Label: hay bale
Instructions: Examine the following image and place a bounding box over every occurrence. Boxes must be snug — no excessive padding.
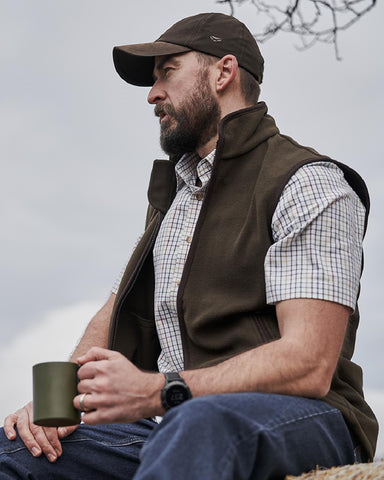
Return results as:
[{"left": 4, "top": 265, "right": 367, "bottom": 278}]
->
[{"left": 285, "top": 460, "right": 384, "bottom": 479}]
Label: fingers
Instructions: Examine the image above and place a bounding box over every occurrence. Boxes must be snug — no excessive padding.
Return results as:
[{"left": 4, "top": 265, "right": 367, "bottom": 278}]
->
[
  {"left": 28, "top": 423, "right": 62, "bottom": 462},
  {"left": 3, "top": 402, "right": 63, "bottom": 463},
  {"left": 77, "top": 346, "right": 114, "bottom": 365},
  {"left": 77, "top": 349, "right": 119, "bottom": 383},
  {"left": 81, "top": 408, "right": 105, "bottom": 425},
  {"left": 73, "top": 392, "right": 95, "bottom": 413},
  {"left": 57, "top": 424, "right": 79, "bottom": 439},
  {"left": 3, "top": 413, "right": 18, "bottom": 440}
]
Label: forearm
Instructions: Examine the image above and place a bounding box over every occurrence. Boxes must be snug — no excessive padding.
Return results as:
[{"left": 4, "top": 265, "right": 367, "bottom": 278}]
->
[
  {"left": 182, "top": 299, "right": 349, "bottom": 402},
  {"left": 69, "top": 293, "right": 116, "bottom": 361},
  {"left": 182, "top": 338, "right": 327, "bottom": 401},
  {"left": 137, "top": 300, "right": 349, "bottom": 419},
  {"left": 108, "top": 335, "right": 329, "bottom": 422},
  {"left": 74, "top": 299, "right": 348, "bottom": 424}
]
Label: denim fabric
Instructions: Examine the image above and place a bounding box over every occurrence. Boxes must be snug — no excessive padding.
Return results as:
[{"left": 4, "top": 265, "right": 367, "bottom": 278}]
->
[
  {"left": 0, "top": 420, "right": 154, "bottom": 479},
  {"left": 0, "top": 393, "right": 362, "bottom": 479},
  {"left": 136, "top": 393, "right": 359, "bottom": 480}
]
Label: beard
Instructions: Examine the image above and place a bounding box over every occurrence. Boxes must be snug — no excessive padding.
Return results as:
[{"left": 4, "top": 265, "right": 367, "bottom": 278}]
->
[{"left": 155, "top": 69, "right": 221, "bottom": 157}]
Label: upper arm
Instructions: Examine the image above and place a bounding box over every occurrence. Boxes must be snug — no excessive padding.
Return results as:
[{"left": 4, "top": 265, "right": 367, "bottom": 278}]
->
[
  {"left": 70, "top": 294, "right": 116, "bottom": 361},
  {"left": 264, "top": 163, "right": 364, "bottom": 397},
  {"left": 102, "top": 293, "right": 116, "bottom": 319},
  {"left": 92, "top": 293, "right": 116, "bottom": 333},
  {"left": 265, "top": 162, "right": 366, "bottom": 310}
]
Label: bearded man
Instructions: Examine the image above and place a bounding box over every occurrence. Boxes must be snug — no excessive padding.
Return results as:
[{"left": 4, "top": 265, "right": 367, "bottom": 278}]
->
[{"left": 0, "top": 12, "right": 377, "bottom": 480}]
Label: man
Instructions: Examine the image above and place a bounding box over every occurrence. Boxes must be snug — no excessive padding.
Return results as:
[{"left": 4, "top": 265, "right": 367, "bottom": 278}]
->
[{"left": 0, "top": 12, "right": 378, "bottom": 480}]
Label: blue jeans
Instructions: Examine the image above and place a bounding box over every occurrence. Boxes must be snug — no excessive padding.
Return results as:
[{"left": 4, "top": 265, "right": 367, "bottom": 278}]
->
[{"left": 0, "top": 393, "right": 363, "bottom": 479}]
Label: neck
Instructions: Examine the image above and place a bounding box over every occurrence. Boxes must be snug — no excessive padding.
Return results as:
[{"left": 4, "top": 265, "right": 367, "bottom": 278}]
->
[
  {"left": 197, "top": 135, "right": 218, "bottom": 158},
  {"left": 196, "top": 99, "right": 252, "bottom": 158}
]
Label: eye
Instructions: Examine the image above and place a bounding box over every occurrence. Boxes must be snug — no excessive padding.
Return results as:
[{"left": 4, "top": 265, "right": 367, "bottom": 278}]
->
[{"left": 163, "top": 67, "right": 173, "bottom": 77}]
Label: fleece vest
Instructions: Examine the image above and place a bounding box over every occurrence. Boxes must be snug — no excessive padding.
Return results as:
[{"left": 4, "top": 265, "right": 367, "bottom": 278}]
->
[{"left": 108, "top": 102, "right": 377, "bottom": 459}]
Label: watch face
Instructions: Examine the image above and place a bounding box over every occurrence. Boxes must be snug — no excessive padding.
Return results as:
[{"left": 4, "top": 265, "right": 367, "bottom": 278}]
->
[{"left": 166, "top": 383, "right": 189, "bottom": 406}]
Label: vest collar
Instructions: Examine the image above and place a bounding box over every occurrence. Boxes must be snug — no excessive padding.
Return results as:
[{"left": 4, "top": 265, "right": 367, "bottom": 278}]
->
[
  {"left": 147, "top": 102, "right": 278, "bottom": 212},
  {"left": 217, "top": 102, "right": 279, "bottom": 160}
]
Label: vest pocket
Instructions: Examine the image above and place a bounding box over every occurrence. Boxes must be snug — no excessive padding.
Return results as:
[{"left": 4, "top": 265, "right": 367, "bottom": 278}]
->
[{"left": 131, "top": 311, "right": 160, "bottom": 371}]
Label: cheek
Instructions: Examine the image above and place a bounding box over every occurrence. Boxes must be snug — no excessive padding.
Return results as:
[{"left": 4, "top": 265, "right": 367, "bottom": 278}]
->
[{"left": 169, "top": 77, "right": 196, "bottom": 104}]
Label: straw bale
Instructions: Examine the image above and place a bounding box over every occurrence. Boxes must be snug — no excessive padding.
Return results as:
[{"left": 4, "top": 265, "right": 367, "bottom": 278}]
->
[{"left": 285, "top": 460, "right": 384, "bottom": 479}]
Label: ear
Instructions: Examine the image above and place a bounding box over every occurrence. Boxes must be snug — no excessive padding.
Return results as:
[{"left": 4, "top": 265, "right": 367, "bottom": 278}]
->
[{"left": 215, "top": 55, "right": 239, "bottom": 93}]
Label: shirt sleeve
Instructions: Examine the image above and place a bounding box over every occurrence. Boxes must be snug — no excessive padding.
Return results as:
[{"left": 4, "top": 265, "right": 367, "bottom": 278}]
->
[{"left": 264, "top": 161, "right": 366, "bottom": 311}]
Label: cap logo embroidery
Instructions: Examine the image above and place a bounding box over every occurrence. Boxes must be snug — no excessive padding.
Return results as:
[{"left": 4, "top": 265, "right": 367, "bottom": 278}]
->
[{"left": 209, "top": 35, "right": 222, "bottom": 42}]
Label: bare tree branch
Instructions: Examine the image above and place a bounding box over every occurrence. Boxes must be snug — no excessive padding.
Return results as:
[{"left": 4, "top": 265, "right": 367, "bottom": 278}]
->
[
  {"left": 217, "top": 0, "right": 235, "bottom": 15},
  {"left": 216, "top": 0, "right": 376, "bottom": 59}
]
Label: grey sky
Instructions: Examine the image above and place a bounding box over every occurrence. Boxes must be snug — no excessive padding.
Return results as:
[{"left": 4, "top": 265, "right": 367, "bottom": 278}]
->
[{"left": 1, "top": 0, "right": 383, "bottom": 412}]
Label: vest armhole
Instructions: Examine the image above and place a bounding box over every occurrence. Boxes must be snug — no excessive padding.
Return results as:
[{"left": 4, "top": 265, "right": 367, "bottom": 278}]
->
[{"left": 266, "top": 157, "right": 370, "bottom": 241}]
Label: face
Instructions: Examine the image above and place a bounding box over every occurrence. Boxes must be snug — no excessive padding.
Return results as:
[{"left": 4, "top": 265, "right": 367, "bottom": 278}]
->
[{"left": 148, "top": 52, "right": 221, "bottom": 156}]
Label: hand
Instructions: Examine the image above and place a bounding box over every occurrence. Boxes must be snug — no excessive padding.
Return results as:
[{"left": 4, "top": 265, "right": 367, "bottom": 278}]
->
[
  {"left": 74, "top": 347, "right": 164, "bottom": 425},
  {"left": 3, "top": 401, "right": 78, "bottom": 463}
]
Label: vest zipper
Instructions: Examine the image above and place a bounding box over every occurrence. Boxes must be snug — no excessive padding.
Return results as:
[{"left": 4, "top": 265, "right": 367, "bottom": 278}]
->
[{"left": 176, "top": 134, "right": 227, "bottom": 369}]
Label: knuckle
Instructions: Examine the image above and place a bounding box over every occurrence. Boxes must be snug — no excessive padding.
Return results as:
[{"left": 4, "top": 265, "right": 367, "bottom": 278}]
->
[
  {"left": 95, "top": 377, "right": 106, "bottom": 389},
  {"left": 96, "top": 394, "right": 108, "bottom": 409},
  {"left": 29, "top": 423, "right": 40, "bottom": 435},
  {"left": 76, "top": 383, "right": 84, "bottom": 393},
  {"left": 34, "top": 432, "right": 54, "bottom": 453},
  {"left": 15, "top": 407, "right": 28, "bottom": 420},
  {"left": 89, "top": 346, "right": 100, "bottom": 356},
  {"left": 21, "top": 433, "right": 38, "bottom": 450},
  {"left": 98, "top": 411, "right": 109, "bottom": 423},
  {"left": 95, "top": 363, "right": 105, "bottom": 375},
  {"left": 3, "top": 413, "right": 16, "bottom": 426}
]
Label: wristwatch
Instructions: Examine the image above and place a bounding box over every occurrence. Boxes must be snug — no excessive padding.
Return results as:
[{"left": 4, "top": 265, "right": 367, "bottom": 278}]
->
[{"left": 161, "top": 372, "right": 192, "bottom": 410}]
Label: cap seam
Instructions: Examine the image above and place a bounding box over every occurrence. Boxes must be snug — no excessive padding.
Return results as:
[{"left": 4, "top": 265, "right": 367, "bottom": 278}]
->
[{"left": 189, "top": 14, "right": 209, "bottom": 47}]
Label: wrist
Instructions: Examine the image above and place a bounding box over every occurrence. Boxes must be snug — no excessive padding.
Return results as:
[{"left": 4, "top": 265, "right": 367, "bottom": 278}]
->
[
  {"left": 142, "top": 372, "right": 167, "bottom": 417},
  {"left": 161, "top": 372, "right": 192, "bottom": 410}
]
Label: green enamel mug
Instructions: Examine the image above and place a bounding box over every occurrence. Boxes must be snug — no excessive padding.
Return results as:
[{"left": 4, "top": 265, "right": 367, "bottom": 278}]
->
[{"left": 33, "top": 361, "right": 81, "bottom": 427}]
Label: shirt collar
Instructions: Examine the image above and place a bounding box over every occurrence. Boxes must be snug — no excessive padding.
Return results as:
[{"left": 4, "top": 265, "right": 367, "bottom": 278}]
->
[{"left": 175, "top": 149, "right": 216, "bottom": 192}]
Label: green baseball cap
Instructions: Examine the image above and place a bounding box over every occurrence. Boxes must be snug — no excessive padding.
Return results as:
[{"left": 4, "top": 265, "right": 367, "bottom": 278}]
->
[{"left": 113, "top": 12, "right": 264, "bottom": 86}]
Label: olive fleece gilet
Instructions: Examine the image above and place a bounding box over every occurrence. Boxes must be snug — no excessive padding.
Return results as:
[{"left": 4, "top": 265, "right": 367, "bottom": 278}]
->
[{"left": 108, "top": 102, "right": 378, "bottom": 459}]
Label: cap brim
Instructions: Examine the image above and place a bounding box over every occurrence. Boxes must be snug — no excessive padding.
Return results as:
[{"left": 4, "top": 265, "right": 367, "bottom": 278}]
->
[{"left": 113, "top": 41, "right": 191, "bottom": 87}]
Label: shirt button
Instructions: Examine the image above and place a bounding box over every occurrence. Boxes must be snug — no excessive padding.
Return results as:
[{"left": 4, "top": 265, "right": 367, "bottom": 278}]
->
[
  {"left": 195, "top": 193, "right": 203, "bottom": 201},
  {"left": 186, "top": 236, "right": 192, "bottom": 243}
]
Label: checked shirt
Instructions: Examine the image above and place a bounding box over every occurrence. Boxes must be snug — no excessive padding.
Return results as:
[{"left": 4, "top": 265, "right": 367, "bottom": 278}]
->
[{"left": 112, "top": 150, "right": 366, "bottom": 374}]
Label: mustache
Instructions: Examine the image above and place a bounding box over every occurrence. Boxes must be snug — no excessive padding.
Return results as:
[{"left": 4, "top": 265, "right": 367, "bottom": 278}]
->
[{"left": 154, "top": 103, "right": 175, "bottom": 118}]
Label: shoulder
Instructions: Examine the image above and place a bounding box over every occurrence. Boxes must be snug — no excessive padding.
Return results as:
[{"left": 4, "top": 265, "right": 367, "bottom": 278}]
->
[
  {"left": 286, "top": 161, "right": 351, "bottom": 194},
  {"left": 282, "top": 161, "right": 362, "bottom": 205},
  {"left": 272, "top": 161, "right": 366, "bottom": 239}
]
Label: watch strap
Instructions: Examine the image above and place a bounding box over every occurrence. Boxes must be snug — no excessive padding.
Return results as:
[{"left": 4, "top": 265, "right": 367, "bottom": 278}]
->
[{"left": 164, "top": 372, "right": 183, "bottom": 384}]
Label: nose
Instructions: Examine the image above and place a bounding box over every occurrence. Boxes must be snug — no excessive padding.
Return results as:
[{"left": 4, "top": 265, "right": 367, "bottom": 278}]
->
[{"left": 147, "top": 81, "right": 166, "bottom": 104}]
